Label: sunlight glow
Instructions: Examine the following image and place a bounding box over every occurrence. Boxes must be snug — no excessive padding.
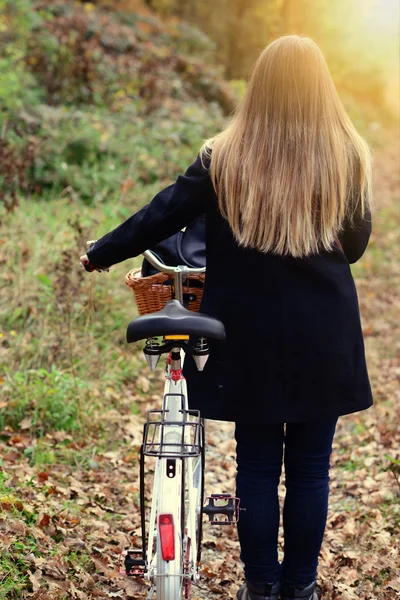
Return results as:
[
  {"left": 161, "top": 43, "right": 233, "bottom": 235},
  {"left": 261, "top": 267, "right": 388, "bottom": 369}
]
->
[{"left": 361, "top": 0, "right": 400, "bottom": 35}]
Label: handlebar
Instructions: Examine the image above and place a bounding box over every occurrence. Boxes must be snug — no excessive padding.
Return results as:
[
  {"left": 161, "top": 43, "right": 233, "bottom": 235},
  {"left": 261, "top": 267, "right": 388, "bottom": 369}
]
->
[
  {"left": 142, "top": 250, "right": 205, "bottom": 305},
  {"left": 83, "top": 245, "right": 205, "bottom": 306},
  {"left": 142, "top": 249, "right": 206, "bottom": 276}
]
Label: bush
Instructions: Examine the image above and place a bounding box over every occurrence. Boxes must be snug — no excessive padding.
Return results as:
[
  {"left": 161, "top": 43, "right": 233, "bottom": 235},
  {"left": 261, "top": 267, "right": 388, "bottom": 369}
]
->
[
  {"left": 0, "top": 0, "right": 44, "bottom": 114},
  {"left": 0, "top": 0, "right": 230, "bottom": 207},
  {"left": 1, "top": 101, "right": 224, "bottom": 206},
  {"left": 0, "top": 367, "right": 86, "bottom": 433}
]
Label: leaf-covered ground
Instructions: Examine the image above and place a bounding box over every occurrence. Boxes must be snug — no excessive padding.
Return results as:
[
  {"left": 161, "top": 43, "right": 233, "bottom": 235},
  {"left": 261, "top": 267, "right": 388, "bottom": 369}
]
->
[{"left": 0, "top": 131, "right": 399, "bottom": 599}]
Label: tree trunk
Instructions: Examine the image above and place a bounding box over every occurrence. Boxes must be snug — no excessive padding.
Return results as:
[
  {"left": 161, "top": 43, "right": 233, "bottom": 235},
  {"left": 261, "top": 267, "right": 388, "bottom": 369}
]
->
[
  {"left": 280, "top": 0, "right": 293, "bottom": 31},
  {"left": 225, "top": 0, "right": 250, "bottom": 79}
]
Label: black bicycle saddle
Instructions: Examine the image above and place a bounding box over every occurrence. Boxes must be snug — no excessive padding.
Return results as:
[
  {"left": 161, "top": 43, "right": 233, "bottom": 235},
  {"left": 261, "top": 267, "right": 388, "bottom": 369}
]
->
[{"left": 127, "top": 300, "right": 226, "bottom": 343}]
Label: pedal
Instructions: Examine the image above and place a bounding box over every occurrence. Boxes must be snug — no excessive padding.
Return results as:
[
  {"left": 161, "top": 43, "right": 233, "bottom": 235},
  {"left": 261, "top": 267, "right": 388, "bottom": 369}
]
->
[
  {"left": 203, "top": 493, "right": 240, "bottom": 525},
  {"left": 119, "top": 549, "right": 146, "bottom": 576}
]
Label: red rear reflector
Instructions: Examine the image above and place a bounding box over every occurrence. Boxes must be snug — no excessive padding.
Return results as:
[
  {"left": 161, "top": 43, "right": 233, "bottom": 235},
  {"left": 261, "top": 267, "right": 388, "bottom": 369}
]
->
[{"left": 158, "top": 513, "right": 175, "bottom": 561}]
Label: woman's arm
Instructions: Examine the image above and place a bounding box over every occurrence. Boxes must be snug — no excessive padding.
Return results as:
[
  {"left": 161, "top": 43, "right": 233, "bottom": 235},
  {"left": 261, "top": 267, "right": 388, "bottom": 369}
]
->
[
  {"left": 338, "top": 203, "right": 372, "bottom": 264},
  {"left": 86, "top": 154, "right": 212, "bottom": 268}
]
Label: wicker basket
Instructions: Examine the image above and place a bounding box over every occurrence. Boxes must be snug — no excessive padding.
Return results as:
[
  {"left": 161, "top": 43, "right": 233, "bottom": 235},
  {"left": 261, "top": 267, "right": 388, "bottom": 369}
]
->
[{"left": 125, "top": 268, "right": 205, "bottom": 316}]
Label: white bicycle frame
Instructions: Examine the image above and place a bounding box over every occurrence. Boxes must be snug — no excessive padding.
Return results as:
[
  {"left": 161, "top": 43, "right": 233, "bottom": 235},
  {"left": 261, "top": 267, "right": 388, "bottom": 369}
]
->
[{"left": 141, "top": 251, "right": 205, "bottom": 599}]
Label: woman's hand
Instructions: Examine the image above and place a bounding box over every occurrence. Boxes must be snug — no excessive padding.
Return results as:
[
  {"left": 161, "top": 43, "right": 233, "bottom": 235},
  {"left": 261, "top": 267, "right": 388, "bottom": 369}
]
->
[
  {"left": 80, "top": 254, "right": 95, "bottom": 272},
  {"left": 80, "top": 254, "right": 108, "bottom": 273}
]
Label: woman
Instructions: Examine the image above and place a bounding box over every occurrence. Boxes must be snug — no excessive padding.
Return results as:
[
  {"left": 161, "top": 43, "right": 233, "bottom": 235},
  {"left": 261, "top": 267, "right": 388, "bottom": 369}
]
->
[{"left": 81, "top": 35, "right": 373, "bottom": 600}]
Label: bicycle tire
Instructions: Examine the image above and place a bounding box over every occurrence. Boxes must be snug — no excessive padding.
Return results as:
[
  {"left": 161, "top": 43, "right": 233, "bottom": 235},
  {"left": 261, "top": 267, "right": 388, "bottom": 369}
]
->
[{"left": 182, "top": 449, "right": 204, "bottom": 599}]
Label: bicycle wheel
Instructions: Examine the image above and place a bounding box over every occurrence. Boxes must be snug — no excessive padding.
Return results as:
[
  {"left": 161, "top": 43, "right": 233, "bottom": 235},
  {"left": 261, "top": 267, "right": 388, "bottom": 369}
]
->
[{"left": 182, "top": 444, "right": 204, "bottom": 599}]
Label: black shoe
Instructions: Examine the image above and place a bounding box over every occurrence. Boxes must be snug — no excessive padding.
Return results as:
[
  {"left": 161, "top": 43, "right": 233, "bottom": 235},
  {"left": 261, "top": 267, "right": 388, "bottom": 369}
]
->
[
  {"left": 236, "top": 580, "right": 281, "bottom": 600},
  {"left": 280, "top": 580, "right": 322, "bottom": 600}
]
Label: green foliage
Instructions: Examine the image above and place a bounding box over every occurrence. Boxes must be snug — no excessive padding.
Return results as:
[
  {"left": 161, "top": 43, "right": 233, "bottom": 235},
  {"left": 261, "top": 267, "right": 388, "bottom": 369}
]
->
[
  {"left": 0, "top": 0, "right": 233, "bottom": 113},
  {"left": 0, "top": 472, "right": 36, "bottom": 598},
  {"left": 0, "top": 98, "right": 223, "bottom": 209},
  {"left": 0, "top": 193, "right": 145, "bottom": 437},
  {"left": 0, "top": 0, "right": 230, "bottom": 208},
  {"left": 25, "top": 439, "right": 100, "bottom": 468},
  {"left": 1, "top": 0, "right": 393, "bottom": 211},
  {"left": 0, "top": 552, "right": 28, "bottom": 599},
  {"left": 24, "top": 102, "right": 223, "bottom": 202},
  {"left": 0, "top": 54, "right": 42, "bottom": 114},
  {"left": 65, "top": 550, "right": 95, "bottom": 573},
  {"left": 0, "top": 367, "right": 85, "bottom": 433},
  {"left": 0, "top": 0, "right": 44, "bottom": 113},
  {"left": 169, "top": 21, "right": 216, "bottom": 57}
]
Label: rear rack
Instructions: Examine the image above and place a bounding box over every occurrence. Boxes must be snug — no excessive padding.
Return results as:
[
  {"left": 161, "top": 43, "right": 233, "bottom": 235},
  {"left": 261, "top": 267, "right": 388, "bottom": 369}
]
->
[{"left": 143, "top": 407, "right": 203, "bottom": 458}]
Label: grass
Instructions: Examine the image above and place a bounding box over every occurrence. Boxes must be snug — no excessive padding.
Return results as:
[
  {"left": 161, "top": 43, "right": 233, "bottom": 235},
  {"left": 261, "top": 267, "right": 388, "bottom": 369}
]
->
[
  {"left": 351, "top": 202, "right": 400, "bottom": 278},
  {"left": 0, "top": 196, "right": 145, "bottom": 436},
  {"left": 339, "top": 459, "right": 364, "bottom": 472},
  {"left": 65, "top": 550, "right": 95, "bottom": 573},
  {"left": 0, "top": 367, "right": 85, "bottom": 433},
  {"left": 0, "top": 475, "right": 40, "bottom": 598},
  {"left": 0, "top": 554, "right": 29, "bottom": 600},
  {"left": 0, "top": 100, "right": 224, "bottom": 440}
]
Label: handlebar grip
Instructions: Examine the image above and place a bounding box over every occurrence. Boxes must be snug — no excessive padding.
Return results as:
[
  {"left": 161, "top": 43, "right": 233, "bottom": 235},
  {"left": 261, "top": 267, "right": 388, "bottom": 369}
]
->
[
  {"left": 84, "top": 240, "right": 104, "bottom": 272},
  {"left": 83, "top": 261, "right": 95, "bottom": 272}
]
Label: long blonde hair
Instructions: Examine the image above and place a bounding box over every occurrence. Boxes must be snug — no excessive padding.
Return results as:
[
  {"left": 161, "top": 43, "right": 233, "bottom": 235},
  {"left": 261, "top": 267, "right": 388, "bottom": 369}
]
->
[{"left": 201, "top": 35, "right": 372, "bottom": 258}]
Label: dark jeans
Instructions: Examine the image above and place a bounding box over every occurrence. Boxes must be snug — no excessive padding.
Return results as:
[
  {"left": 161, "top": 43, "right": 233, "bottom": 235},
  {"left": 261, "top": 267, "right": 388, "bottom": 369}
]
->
[{"left": 235, "top": 417, "right": 338, "bottom": 588}]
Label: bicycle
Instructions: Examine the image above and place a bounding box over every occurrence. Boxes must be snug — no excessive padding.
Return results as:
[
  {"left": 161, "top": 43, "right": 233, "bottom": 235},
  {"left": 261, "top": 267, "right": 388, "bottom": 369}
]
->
[{"left": 112, "top": 250, "right": 241, "bottom": 599}]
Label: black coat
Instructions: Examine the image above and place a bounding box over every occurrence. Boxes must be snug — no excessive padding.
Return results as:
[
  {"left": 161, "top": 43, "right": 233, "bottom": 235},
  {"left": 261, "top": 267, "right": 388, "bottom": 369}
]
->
[{"left": 87, "top": 155, "right": 373, "bottom": 423}]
